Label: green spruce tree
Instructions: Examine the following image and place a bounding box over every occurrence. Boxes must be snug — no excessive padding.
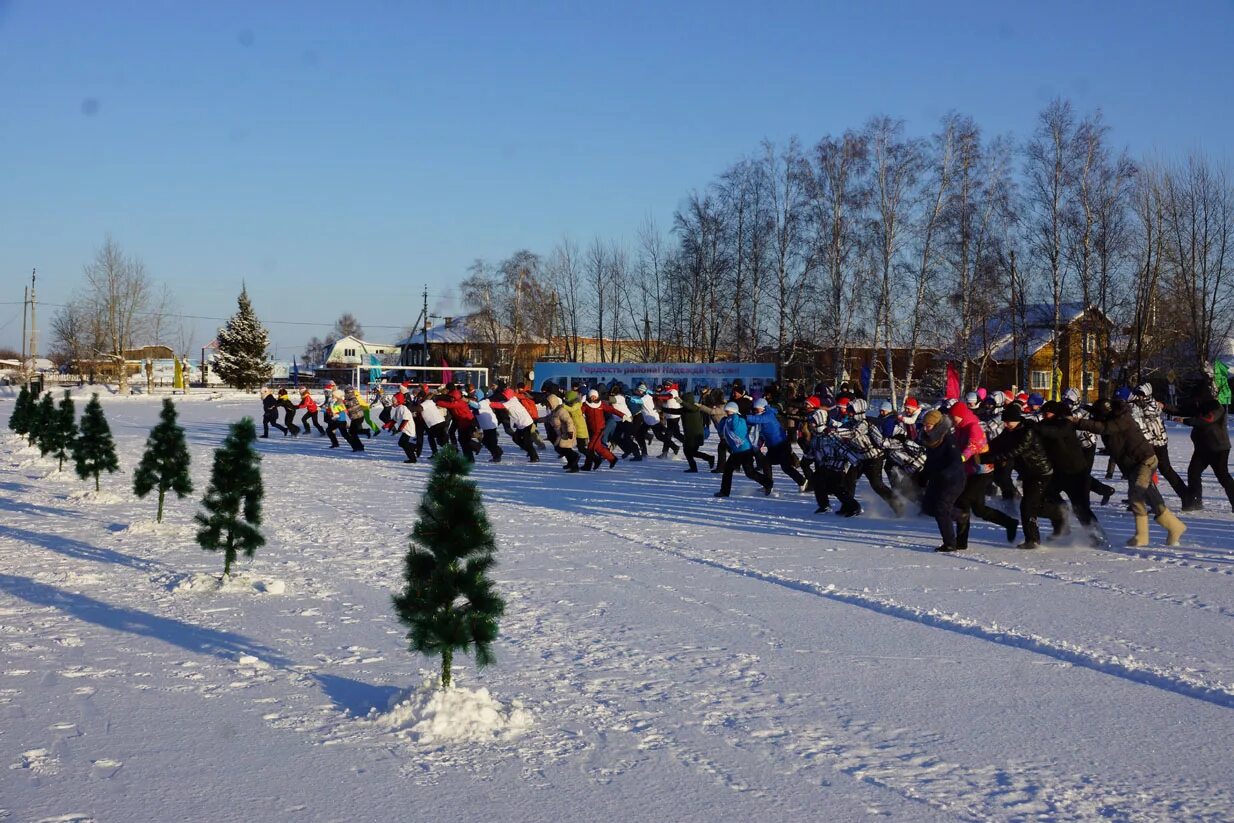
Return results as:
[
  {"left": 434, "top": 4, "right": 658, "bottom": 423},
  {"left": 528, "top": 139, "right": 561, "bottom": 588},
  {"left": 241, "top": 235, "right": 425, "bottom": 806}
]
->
[
  {"left": 43, "top": 391, "right": 78, "bottom": 472},
  {"left": 34, "top": 393, "right": 56, "bottom": 456},
  {"left": 133, "top": 398, "right": 193, "bottom": 523},
  {"left": 213, "top": 287, "right": 273, "bottom": 390},
  {"left": 72, "top": 394, "right": 120, "bottom": 491},
  {"left": 393, "top": 445, "right": 505, "bottom": 689},
  {"left": 24, "top": 390, "right": 45, "bottom": 446},
  {"left": 8, "top": 385, "right": 31, "bottom": 436},
  {"left": 195, "top": 417, "right": 264, "bottom": 576}
]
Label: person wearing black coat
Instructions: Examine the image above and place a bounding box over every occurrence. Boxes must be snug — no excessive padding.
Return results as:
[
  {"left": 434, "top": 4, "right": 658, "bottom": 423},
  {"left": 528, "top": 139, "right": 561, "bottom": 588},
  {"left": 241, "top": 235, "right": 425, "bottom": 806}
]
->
[
  {"left": 982, "top": 405, "right": 1065, "bottom": 549},
  {"left": 1075, "top": 398, "right": 1185, "bottom": 547},
  {"left": 1038, "top": 402, "right": 1104, "bottom": 544},
  {"left": 259, "top": 388, "right": 288, "bottom": 438},
  {"left": 1173, "top": 396, "right": 1234, "bottom": 511},
  {"left": 920, "top": 410, "right": 970, "bottom": 553}
]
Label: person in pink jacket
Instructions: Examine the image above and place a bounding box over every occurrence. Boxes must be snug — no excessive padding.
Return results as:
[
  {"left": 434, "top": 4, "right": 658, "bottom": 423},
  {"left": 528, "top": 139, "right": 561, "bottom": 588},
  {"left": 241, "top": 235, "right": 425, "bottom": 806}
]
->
[{"left": 949, "top": 402, "right": 1019, "bottom": 545}]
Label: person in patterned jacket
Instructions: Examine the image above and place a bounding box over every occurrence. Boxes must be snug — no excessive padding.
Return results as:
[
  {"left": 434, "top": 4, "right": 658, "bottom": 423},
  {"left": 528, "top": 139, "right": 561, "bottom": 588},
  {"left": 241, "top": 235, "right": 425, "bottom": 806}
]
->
[
  {"left": 838, "top": 399, "right": 904, "bottom": 516},
  {"left": 808, "top": 407, "right": 861, "bottom": 516},
  {"left": 1130, "top": 383, "right": 1188, "bottom": 503}
]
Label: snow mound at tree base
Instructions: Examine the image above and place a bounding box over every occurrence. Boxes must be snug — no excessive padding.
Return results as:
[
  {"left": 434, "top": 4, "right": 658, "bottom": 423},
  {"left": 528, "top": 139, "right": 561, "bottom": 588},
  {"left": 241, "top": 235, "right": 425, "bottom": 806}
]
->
[
  {"left": 121, "top": 519, "right": 196, "bottom": 539},
  {"left": 370, "top": 677, "right": 533, "bottom": 744},
  {"left": 167, "top": 571, "right": 287, "bottom": 595},
  {"left": 39, "top": 467, "right": 78, "bottom": 482},
  {"left": 66, "top": 488, "right": 125, "bottom": 503}
]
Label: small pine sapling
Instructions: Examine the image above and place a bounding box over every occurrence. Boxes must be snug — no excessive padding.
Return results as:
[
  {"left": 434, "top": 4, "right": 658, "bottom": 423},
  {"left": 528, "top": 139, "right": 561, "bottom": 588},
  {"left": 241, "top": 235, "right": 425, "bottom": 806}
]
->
[
  {"left": 393, "top": 445, "right": 505, "bottom": 690},
  {"left": 33, "top": 393, "right": 56, "bottom": 456},
  {"left": 72, "top": 394, "right": 120, "bottom": 491},
  {"left": 9, "top": 385, "right": 31, "bottom": 436},
  {"left": 133, "top": 398, "right": 193, "bottom": 522},
  {"left": 24, "top": 391, "right": 45, "bottom": 446},
  {"left": 195, "top": 417, "right": 264, "bottom": 577},
  {"left": 45, "top": 391, "right": 78, "bottom": 472}
]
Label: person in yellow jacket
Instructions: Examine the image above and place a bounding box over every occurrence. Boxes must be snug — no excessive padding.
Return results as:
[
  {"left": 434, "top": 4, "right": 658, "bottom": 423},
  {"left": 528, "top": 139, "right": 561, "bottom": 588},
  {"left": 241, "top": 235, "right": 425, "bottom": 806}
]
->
[
  {"left": 564, "top": 389, "right": 589, "bottom": 445},
  {"left": 356, "top": 388, "right": 380, "bottom": 437}
]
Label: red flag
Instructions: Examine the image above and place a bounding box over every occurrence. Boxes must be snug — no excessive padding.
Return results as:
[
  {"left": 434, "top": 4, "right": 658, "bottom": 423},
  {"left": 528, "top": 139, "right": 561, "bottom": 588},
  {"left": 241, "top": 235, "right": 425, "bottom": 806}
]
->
[
  {"left": 441, "top": 357, "right": 453, "bottom": 386},
  {"left": 945, "top": 363, "right": 961, "bottom": 400}
]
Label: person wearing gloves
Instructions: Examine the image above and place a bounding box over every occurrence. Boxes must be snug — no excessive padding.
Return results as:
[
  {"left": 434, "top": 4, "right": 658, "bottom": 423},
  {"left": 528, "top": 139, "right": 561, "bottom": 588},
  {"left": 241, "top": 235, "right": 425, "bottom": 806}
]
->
[
  {"left": 660, "top": 391, "right": 715, "bottom": 473},
  {"left": 563, "top": 390, "right": 590, "bottom": 462},
  {"left": 327, "top": 388, "right": 360, "bottom": 451},
  {"left": 389, "top": 394, "right": 418, "bottom": 463},
  {"left": 1172, "top": 394, "right": 1234, "bottom": 512},
  {"left": 1063, "top": 387, "right": 1117, "bottom": 504},
  {"left": 714, "top": 402, "right": 773, "bottom": 498},
  {"left": 1130, "top": 383, "right": 1188, "bottom": 503},
  {"left": 807, "top": 406, "right": 861, "bottom": 516},
  {"left": 949, "top": 401, "right": 1019, "bottom": 544},
  {"left": 900, "top": 397, "right": 923, "bottom": 441},
  {"left": 837, "top": 398, "right": 903, "bottom": 516},
  {"left": 259, "top": 388, "right": 288, "bottom": 438},
  {"left": 981, "top": 404, "right": 1066, "bottom": 549},
  {"left": 579, "top": 389, "right": 619, "bottom": 471},
  {"left": 342, "top": 387, "right": 367, "bottom": 451},
  {"left": 656, "top": 386, "right": 687, "bottom": 457},
  {"left": 296, "top": 388, "right": 326, "bottom": 435},
  {"left": 434, "top": 387, "right": 478, "bottom": 462},
  {"left": 1038, "top": 400, "right": 1106, "bottom": 546},
  {"left": 546, "top": 393, "right": 580, "bottom": 472},
  {"left": 745, "top": 397, "right": 807, "bottom": 490},
  {"left": 415, "top": 389, "right": 448, "bottom": 459},
  {"left": 605, "top": 389, "right": 641, "bottom": 460},
  {"left": 697, "top": 388, "right": 730, "bottom": 472},
  {"left": 277, "top": 389, "right": 300, "bottom": 436},
  {"left": 1075, "top": 397, "right": 1186, "bottom": 547},
  {"left": 920, "top": 409, "right": 970, "bottom": 552}
]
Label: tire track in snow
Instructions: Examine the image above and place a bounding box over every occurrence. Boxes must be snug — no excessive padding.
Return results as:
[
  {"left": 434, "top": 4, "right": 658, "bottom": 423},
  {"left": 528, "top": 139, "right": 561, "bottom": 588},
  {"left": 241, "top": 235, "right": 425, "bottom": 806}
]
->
[
  {"left": 810, "top": 522, "right": 1234, "bottom": 621},
  {"left": 528, "top": 508, "right": 1234, "bottom": 713}
]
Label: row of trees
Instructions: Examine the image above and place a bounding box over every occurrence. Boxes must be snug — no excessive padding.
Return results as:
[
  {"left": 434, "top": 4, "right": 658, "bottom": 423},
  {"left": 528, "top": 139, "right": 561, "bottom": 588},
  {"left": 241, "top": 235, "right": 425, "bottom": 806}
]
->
[{"left": 459, "top": 100, "right": 1232, "bottom": 400}]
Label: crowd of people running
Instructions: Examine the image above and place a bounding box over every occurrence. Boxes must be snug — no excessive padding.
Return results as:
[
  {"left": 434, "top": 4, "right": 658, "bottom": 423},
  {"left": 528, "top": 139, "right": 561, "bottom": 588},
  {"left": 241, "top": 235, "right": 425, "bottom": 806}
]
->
[{"left": 258, "top": 374, "right": 1234, "bottom": 552}]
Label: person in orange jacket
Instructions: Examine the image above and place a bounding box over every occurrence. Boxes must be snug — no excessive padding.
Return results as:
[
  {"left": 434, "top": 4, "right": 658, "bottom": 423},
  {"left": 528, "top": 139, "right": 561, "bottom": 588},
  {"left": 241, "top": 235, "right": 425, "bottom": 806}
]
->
[{"left": 296, "top": 388, "right": 325, "bottom": 435}]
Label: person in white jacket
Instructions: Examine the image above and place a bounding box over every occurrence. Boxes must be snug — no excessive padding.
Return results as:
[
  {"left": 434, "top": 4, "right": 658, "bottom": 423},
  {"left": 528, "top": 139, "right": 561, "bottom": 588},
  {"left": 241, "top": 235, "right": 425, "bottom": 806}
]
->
[
  {"left": 491, "top": 388, "right": 539, "bottom": 463},
  {"left": 415, "top": 391, "right": 447, "bottom": 458},
  {"left": 474, "top": 397, "right": 504, "bottom": 462},
  {"left": 390, "top": 396, "right": 417, "bottom": 463}
]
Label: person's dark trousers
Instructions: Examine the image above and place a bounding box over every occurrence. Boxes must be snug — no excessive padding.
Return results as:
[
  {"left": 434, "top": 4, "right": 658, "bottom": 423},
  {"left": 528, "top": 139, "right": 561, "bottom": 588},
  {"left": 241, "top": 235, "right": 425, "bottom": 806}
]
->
[
  {"left": 846, "top": 457, "right": 902, "bottom": 514},
  {"left": 662, "top": 418, "right": 685, "bottom": 455},
  {"left": 424, "top": 422, "right": 448, "bottom": 456},
  {"left": 512, "top": 426, "right": 539, "bottom": 462},
  {"left": 923, "top": 471, "right": 967, "bottom": 548},
  {"left": 634, "top": 421, "right": 652, "bottom": 456},
  {"left": 712, "top": 440, "right": 729, "bottom": 473},
  {"left": 325, "top": 418, "right": 342, "bottom": 448},
  {"left": 283, "top": 409, "right": 299, "bottom": 435},
  {"left": 495, "top": 407, "right": 514, "bottom": 437},
  {"left": 1154, "top": 445, "right": 1188, "bottom": 501},
  {"left": 1049, "top": 471, "right": 1099, "bottom": 528},
  {"left": 1019, "top": 475, "right": 1066, "bottom": 544},
  {"left": 813, "top": 468, "right": 856, "bottom": 513},
  {"left": 887, "top": 464, "right": 922, "bottom": 504},
  {"left": 346, "top": 419, "right": 366, "bottom": 451},
  {"left": 448, "top": 420, "right": 459, "bottom": 446},
  {"left": 613, "top": 421, "right": 639, "bottom": 458},
  {"left": 602, "top": 416, "right": 618, "bottom": 449},
  {"left": 719, "top": 450, "right": 771, "bottom": 495},
  {"left": 302, "top": 411, "right": 325, "bottom": 434},
  {"left": 765, "top": 440, "right": 805, "bottom": 488},
  {"left": 397, "top": 432, "right": 418, "bottom": 462},
  {"left": 993, "top": 462, "right": 1018, "bottom": 499},
  {"left": 1083, "top": 447, "right": 1117, "bottom": 500},
  {"left": 958, "top": 473, "right": 1018, "bottom": 535},
  {"left": 1186, "top": 447, "right": 1234, "bottom": 509},
  {"left": 480, "top": 428, "right": 503, "bottom": 462},
  {"left": 682, "top": 434, "right": 714, "bottom": 472},
  {"left": 379, "top": 406, "right": 392, "bottom": 428},
  {"left": 455, "top": 423, "right": 477, "bottom": 462},
  {"left": 262, "top": 411, "right": 286, "bottom": 437},
  {"left": 555, "top": 445, "right": 580, "bottom": 471},
  {"left": 653, "top": 423, "right": 680, "bottom": 455}
]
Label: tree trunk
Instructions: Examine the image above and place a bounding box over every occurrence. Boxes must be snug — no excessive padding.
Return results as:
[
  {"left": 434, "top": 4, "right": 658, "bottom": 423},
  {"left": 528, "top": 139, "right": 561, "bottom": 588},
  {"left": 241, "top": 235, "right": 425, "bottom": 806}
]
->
[
  {"left": 441, "top": 647, "right": 453, "bottom": 690},
  {"left": 157, "top": 489, "right": 166, "bottom": 523}
]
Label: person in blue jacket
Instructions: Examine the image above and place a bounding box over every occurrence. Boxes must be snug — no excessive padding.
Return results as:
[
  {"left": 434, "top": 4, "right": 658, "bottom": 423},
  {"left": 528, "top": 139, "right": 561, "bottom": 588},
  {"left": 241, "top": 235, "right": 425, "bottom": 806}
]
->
[
  {"left": 715, "top": 402, "right": 773, "bottom": 498},
  {"left": 746, "top": 397, "right": 807, "bottom": 491}
]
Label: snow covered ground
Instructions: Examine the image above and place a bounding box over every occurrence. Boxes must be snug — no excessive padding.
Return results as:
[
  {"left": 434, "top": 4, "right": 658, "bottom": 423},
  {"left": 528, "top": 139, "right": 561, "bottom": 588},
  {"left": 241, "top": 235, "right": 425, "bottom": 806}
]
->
[{"left": 2, "top": 391, "right": 1233, "bottom": 822}]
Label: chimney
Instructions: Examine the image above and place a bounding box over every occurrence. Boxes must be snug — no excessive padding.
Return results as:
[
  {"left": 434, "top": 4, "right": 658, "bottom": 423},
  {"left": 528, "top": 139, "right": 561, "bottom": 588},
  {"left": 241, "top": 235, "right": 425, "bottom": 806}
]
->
[{"left": 443, "top": 316, "right": 454, "bottom": 329}]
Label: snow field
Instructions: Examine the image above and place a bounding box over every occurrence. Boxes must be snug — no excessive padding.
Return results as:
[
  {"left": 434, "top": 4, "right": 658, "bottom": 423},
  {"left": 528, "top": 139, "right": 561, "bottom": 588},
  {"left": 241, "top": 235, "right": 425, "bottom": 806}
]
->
[{"left": 0, "top": 392, "right": 1232, "bottom": 821}]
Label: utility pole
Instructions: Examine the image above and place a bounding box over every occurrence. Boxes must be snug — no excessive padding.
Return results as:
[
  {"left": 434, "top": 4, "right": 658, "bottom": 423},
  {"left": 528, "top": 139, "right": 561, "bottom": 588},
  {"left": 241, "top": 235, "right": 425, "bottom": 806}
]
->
[
  {"left": 20, "top": 285, "right": 28, "bottom": 390},
  {"left": 422, "top": 286, "right": 430, "bottom": 367}
]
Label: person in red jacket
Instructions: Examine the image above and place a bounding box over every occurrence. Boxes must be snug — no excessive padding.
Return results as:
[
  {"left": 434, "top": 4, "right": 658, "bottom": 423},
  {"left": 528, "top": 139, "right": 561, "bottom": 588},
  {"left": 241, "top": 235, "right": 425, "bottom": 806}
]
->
[
  {"left": 434, "top": 388, "right": 478, "bottom": 462},
  {"left": 949, "top": 402, "right": 1019, "bottom": 545},
  {"left": 296, "top": 388, "right": 326, "bottom": 435},
  {"left": 580, "top": 389, "right": 619, "bottom": 471}
]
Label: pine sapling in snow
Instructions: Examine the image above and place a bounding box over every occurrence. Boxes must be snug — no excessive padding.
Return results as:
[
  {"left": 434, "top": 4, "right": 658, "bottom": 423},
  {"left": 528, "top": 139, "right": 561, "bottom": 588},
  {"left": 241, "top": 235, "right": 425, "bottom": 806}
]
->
[
  {"left": 195, "top": 417, "right": 264, "bottom": 577},
  {"left": 393, "top": 445, "right": 505, "bottom": 690},
  {"left": 23, "top": 391, "right": 45, "bottom": 447},
  {"left": 33, "top": 393, "right": 56, "bottom": 457},
  {"left": 133, "top": 398, "right": 193, "bottom": 523},
  {"left": 72, "top": 394, "right": 120, "bottom": 491},
  {"left": 45, "top": 391, "right": 78, "bottom": 472},
  {"left": 8, "top": 385, "right": 31, "bottom": 437}
]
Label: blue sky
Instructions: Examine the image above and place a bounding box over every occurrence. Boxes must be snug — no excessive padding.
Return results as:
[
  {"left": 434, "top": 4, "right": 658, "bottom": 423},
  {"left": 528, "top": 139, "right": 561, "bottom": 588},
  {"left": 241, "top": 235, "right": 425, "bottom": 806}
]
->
[{"left": 2, "top": 0, "right": 1232, "bottom": 357}]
